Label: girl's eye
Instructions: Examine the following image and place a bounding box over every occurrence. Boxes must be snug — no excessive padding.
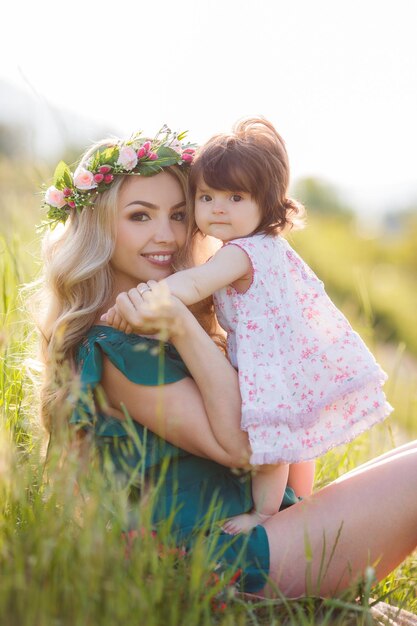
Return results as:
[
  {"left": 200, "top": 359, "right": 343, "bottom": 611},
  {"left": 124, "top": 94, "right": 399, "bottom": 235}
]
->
[
  {"left": 231, "top": 194, "right": 243, "bottom": 202},
  {"left": 171, "top": 211, "right": 186, "bottom": 222},
  {"left": 130, "top": 212, "right": 150, "bottom": 222},
  {"left": 199, "top": 194, "right": 212, "bottom": 202}
]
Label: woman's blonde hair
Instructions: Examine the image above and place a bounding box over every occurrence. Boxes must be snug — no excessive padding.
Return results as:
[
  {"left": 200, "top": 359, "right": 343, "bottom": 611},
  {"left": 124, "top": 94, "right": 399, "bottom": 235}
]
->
[{"left": 37, "top": 137, "right": 214, "bottom": 435}]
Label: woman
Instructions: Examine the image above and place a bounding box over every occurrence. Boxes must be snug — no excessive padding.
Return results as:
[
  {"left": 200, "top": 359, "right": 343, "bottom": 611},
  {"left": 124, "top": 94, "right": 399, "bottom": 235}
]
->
[{"left": 39, "top": 128, "right": 417, "bottom": 598}]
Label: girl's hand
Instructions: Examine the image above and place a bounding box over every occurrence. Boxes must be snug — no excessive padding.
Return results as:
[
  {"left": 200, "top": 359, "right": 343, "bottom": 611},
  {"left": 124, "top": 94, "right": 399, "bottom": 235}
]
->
[
  {"left": 101, "top": 304, "right": 133, "bottom": 334},
  {"left": 101, "top": 280, "right": 185, "bottom": 340}
]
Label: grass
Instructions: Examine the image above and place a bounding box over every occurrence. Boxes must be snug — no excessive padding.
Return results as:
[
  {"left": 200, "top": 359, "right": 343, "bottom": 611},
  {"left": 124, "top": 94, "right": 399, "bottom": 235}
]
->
[{"left": 1, "top": 171, "right": 416, "bottom": 624}]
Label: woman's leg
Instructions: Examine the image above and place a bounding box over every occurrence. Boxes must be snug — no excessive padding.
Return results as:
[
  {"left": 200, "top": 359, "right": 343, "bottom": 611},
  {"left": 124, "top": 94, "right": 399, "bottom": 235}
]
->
[
  {"left": 335, "top": 439, "right": 417, "bottom": 480},
  {"left": 262, "top": 441, "right": 417, "bottom": 598}
]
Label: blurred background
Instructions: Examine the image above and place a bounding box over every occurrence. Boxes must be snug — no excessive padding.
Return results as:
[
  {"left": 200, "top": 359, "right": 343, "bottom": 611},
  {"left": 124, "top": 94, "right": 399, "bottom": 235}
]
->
[{"left": 1, "top": 0, "right": 416, "bottom": 438}]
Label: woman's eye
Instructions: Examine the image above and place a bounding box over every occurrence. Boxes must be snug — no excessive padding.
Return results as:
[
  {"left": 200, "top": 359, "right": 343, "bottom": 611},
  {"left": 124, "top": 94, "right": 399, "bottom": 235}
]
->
[
  {"left": 171, "top": 211, "right": 186, "bottom": 222},
  {"left": 231, "top": 194, "right": 243, "bottom": 202},
  {"left": 130, "top": 212, "right": 150, "bottom": 222}
]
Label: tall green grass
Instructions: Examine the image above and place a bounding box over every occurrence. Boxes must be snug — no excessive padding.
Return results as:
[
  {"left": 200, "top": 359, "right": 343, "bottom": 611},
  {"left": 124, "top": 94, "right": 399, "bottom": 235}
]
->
[{"left": 1, "top": 170, "right": 416, "bottom": 623}]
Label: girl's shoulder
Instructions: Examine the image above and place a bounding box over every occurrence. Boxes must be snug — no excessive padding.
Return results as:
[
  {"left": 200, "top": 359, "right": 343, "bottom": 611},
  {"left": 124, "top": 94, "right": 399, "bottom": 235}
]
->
[
  {"left": 226, "top": 234, "right": 289, "bottom": 271},
  {"left": 228, "top": 233, "right": 288, "bottom": 250}
]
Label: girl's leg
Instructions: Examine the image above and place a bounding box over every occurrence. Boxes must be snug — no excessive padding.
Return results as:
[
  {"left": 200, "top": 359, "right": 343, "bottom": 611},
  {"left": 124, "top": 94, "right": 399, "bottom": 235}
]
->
[
  {"left": 288, "top": 460, "right": 316, "bottom": 497},
  {"left": 262, "top": 441, "right": 417, "bottom": 598},
  {"left": 223, "top": 464, "right": 289, "bottom": 535}
]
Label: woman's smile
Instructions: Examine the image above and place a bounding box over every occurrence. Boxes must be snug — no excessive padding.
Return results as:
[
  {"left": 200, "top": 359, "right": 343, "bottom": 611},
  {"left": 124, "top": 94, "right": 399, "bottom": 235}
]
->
[
  {"left": 110, "top": 172, "right": 187, "bottom": 291},
  {"left": 141, "top": 251, "right": 176, "bottom": 266}
]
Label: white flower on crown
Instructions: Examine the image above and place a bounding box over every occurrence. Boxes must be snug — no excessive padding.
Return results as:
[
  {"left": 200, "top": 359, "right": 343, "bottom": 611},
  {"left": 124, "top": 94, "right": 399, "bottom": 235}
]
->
[
  {"left": 117, "top": 146, "right": 138, "bottom": 171},
  {"left": 45, "top": 186, "right": 66, "bottom": 208},
  {"left": 169, "top": 139, "right": 183, "bottom": 154},
  {"left": 73, "top": 166, "right": 97, "bottom": 190}
]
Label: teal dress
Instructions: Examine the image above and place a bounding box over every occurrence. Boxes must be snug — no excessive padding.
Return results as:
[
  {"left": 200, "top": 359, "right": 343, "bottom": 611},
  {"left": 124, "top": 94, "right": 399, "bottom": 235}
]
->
[{"left": 70, "top": 326, "right": 299, "bottom": 593}]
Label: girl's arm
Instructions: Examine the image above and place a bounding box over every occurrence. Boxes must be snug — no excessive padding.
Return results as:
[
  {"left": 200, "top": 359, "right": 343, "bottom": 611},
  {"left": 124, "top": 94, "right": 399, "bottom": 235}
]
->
[
  {"left": 161, "top": 244, "right": 251, "bottom": 305},
  {"left": 100, "top": 298, "right": 250, "bottom": 468}
]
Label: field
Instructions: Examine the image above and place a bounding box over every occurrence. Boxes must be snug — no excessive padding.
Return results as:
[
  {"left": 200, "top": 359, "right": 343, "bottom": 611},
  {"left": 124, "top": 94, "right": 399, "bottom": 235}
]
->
[{"left": 0, "top": 160, "right": 416, "bottom": 625}]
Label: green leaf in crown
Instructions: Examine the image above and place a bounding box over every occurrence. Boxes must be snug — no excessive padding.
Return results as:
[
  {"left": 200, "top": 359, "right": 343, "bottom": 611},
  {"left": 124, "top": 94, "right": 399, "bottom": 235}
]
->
[
  {"left": 138, "top": 161, "right": 166, "bottom": 177},
  {"left": 99, "top": 146, "right": 119, "bottom": 166},
  {"left": 53, "top": 161, "right": 72, "bottom": 191}
]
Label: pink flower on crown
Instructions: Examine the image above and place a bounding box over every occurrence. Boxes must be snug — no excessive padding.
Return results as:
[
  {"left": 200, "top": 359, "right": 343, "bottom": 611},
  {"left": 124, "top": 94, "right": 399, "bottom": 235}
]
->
[
  {"left": 181, "top": 148, "right": 195, "bottom": 163},
  {"left": 45, "top": 186, "right": 66, "bottom": 208},
  {"left": 117, "top": 146, "right": 138, "bottom": 171},
  {"left": 73, "top": 167, "right": 97, "bottom": 190}
]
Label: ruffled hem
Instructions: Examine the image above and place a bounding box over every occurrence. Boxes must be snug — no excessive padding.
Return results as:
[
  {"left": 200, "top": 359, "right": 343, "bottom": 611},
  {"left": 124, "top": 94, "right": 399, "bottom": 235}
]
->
[
  {"left": 241, "top": 369, "right": 387, "bottom": 432},
  {"left": 248, "top": 401, "right": 393, "bottom": 464}
]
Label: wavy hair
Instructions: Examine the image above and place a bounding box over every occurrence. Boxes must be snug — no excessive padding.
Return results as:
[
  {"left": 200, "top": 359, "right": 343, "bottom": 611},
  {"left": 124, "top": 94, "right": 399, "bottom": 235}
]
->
[{"left": 36, "top": 138, "right": 212, "bottom": 435}]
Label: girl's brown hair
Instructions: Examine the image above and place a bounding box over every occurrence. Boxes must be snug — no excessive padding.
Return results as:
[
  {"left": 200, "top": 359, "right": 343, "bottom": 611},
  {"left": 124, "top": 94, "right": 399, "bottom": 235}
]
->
[{"left": 188, "top": 117, "right": 305, "bottom": 237}]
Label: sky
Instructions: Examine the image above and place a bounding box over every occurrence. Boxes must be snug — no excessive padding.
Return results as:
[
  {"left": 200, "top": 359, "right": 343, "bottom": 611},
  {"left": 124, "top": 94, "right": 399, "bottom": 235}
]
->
[{"left": 2, "top": 0, "right": 417, "bottom": 216}]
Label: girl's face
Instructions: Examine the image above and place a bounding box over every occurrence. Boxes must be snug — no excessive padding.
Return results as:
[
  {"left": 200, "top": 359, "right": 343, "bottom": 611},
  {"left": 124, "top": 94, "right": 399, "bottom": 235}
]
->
[
  {"left": 111, "top": 172, "right": 187, "bottom": 291},
  {"left": 194, "top": 179, "right": 261, "bottom": 242}
]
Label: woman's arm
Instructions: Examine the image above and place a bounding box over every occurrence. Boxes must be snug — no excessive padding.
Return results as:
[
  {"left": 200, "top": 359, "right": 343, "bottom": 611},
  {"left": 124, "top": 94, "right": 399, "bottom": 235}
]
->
[
  {"left": 169, "top": 303, "right": 250, "bottom": 463},
  {"left": 100, "top": 297, "right": 250, "bottom": 468}
]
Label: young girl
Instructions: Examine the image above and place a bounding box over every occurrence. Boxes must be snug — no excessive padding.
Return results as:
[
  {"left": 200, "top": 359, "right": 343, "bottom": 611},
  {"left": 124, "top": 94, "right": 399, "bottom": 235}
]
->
[{"left": 103, "top": 118, "right": 392, "bottom": 534}]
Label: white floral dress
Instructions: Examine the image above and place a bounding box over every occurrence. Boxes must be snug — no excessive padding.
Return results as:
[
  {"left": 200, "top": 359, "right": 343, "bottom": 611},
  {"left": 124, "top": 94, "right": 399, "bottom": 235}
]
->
[{"left": 213, "top": 234, "right": 392, "bottom": 464}]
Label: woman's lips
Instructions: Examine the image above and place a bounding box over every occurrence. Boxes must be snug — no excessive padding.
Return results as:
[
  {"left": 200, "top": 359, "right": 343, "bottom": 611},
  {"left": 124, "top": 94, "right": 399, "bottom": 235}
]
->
[{"left": 141, "top": 253, "right": 174, "bottom": 267}]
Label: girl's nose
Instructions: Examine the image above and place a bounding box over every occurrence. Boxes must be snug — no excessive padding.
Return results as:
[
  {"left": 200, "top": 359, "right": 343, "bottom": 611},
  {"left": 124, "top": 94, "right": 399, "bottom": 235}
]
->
[{"left": 212, "top": 200, "right": 225, "bottom": 214}]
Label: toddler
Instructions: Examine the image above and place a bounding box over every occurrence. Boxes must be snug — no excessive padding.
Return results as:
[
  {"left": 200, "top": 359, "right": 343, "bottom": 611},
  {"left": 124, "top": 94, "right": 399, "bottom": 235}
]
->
[{"left": 104, "top": 118, "right": 392, "bottom": 533}]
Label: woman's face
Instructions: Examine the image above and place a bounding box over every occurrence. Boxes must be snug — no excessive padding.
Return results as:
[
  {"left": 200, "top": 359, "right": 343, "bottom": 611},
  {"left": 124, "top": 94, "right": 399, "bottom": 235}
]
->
[{"left": 111, "top": 172, "right": 187, "bottom": 291}]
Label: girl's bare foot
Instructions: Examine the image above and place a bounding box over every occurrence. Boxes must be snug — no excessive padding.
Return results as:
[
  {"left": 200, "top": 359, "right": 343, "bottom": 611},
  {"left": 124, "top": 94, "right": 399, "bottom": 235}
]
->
[{"left": 222, "top": 510, "right": 274, "bottom": 534}]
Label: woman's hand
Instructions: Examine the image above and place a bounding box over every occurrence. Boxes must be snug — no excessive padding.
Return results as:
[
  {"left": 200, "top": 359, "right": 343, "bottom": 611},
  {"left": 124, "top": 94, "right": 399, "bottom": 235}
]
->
[{"left": 101, "top": 280, "right": 185, "bottom": 340}]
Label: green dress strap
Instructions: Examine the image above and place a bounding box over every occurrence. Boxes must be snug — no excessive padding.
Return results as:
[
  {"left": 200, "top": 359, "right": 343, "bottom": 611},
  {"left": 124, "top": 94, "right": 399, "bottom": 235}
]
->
[{"left": 69, "top": 325, "right": 190, "bottom": 469}]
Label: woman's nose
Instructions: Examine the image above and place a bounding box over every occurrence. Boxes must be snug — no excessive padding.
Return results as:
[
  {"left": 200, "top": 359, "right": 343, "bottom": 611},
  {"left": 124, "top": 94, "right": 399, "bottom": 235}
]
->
[{"left": 154, "top": 218, "right": 175, "bottom": 243}]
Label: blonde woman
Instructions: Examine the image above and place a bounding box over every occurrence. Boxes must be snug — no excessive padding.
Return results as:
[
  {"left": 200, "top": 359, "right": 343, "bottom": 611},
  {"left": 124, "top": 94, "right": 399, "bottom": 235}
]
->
[{"left": 39, "top": 128, "right": 417, "bottom": 598}]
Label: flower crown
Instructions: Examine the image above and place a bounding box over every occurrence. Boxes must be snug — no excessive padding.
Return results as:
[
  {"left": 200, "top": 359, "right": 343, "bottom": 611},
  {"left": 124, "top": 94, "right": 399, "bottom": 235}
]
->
[{"left": 43, "top": 126, "right": 196, "bottom": 227}]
